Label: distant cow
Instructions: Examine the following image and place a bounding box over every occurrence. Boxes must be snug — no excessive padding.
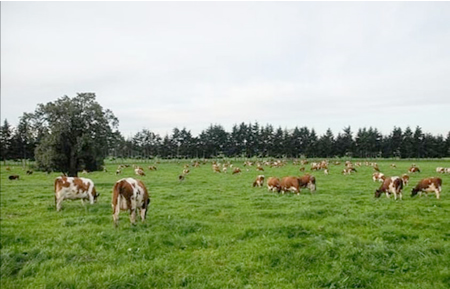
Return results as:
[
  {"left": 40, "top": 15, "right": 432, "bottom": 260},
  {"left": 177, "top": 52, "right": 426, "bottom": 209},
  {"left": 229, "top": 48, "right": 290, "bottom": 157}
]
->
[
  {"left": 112, "top": 178, "right": 150, "bottom": 227},
  {"left": 342, "top": 167, "right": 357, "bottom": 175},
  {"left": 182, "top": 169, "right": 190, "bottom": 175},
  {"left": 408, "top": 166, "right": 420, "bottom": 173},
  {"left": 54, "top": 177, "right": 99, "bottom": 211},
  {"left": 375, "top": 176, "right": 403, "bottom": 200},
  {"left": 401, "top": 174, "right": 410, "bottom": 186},
  {"left": 372, "top": 172, "right": 385, "bottom": 182},
  {"left": 253, "top": 175, "right": 265, "bottom": 187},
  {"left": 26, "top": 170, "right": 33, "bottom": 175},
  {"left": 232, "top": 167, "right": 242, "bottom": 175},
  {"left": 148, "top": 166, "right": 157, "bottom": 171},
  {"left": 134, "top": 168, "right": 146, "bottom": 176},
  {"left": 8, "top": 175, "right": 19, "bottom": 180},
  {"left": 411, "top": 177, "right": 442, "bottom": 199},
  {"left": 267, "top": 177, "right": 281, "bottom": 193}
]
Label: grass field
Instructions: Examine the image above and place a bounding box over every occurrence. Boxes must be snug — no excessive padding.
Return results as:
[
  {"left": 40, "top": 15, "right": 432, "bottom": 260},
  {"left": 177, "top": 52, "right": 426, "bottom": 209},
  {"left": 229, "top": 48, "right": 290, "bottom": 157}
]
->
[{"left": 1, "top": 159, "right": 450, "bottom": 288}]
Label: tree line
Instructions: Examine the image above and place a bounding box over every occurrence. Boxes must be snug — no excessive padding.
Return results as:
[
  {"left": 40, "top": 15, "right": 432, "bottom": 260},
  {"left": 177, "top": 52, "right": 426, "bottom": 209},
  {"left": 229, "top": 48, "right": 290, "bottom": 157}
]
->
[{"left": 1, "top": 94, "right": 449, "bottom": 175}]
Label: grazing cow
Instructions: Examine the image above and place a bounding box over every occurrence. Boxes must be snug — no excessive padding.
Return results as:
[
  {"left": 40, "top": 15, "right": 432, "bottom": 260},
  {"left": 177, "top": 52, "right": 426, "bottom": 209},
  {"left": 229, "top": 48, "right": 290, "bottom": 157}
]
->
[
  {"left": 375, "top": 176, "right": 403, "bottom": 200},
  {"left": 408, "top": 166, "right": 420, "bottom": 173},
  {"left": 324, "top": 169, "right": 329, "bottom": 175},
  {"left": 390, "top": 164, "right": 397, "bottom": 168},
  {"left": 342, "top": 167, "right": 357, "bottom": 175},
  {"left": 26, "top": 170, "right": 33, "bottom": 175},
  {"left": 134, "top": 168, "right": 146, "bottom": 176},
  {"left": 401, "top": 174, "right": 410, "bottom": 186},
  {"left": 411, "top": 177, "right": 442, "bottom": 199},
  {"left": 436, "top": 167, "right": 445, "bottom": 174},
  {"left": 280, "top": 176, "right": 301, "bottom": 194},
  {"left": 8, "top": 175, "right": 19, "bottom": 180},
  {"left": 179, "top": 174, "right": 185, "bottom": 181},
  {"left": 5, "top": 166, "right": 11, "bottom": 171},
  {"left": 116, "top": 169, "right": 121, "bottom": 175},
  {"left": 112, "top": 178, "right": 150, "bottom": 227},
  {"left": 148, "top": 166, "right": 157, "bottom": 171},
  {"left": 299, "top": 167, "right": 305, "bottom": 172},
  {"left": 298, "top": 174, "right": 316, "bottom": 193},
  {"left": 372, "top": 172, "right": 385, "bottom": 182},
  {"left": 212, "top": 164, "right": 221, "bottom": 173},
  {"left": 232, "top": 167, "right": 242, "bottom": 175},
  {"left": 256, "top": 166, "right": 264, "bottom": 172},
  {"left": 267, "top": 177, "right": 281, "bottom": 193},
  {"left": 253, "top": 175, "right": 265, "bottom": 187},
  {"left": 182, "top": 169, "right": 190, "bottom": 175},
  {"left": 54, "top": 177, "right": 99, "bottom": 211}
]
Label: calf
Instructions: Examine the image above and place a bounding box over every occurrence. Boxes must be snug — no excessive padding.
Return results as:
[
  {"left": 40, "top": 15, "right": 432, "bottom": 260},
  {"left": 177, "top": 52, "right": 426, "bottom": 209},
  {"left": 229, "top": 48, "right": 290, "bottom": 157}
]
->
[
  {"left": 54, "top": 177, "right": 99, "bottom": 211},
  {"left": 112, "top": 178, "right": 150, "bottom": 227},
  {"left": 8, "top": 175, "right": 19, "bottom": 180},
  {"left": 375, "top": 176, "right": 403, "bottom": 200},
  {"left": 253, "top": 175, "right": 265, "bottom": 187},
  {"left": 411, "top": 177, "right": 442, "bottom": 199},
  {"left": 267, "top": 177, "right": 281, "bottom": 193}
]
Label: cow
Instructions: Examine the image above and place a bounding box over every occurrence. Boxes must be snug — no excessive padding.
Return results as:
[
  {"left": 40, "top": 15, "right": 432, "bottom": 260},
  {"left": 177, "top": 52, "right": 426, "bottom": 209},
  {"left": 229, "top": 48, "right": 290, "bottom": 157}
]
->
[
  {"left": 401, "top": 174, "right": 410, "bottom": 186},
  {"left": 134, "top": 168, "right": 146, "bottom": 176},
  {"left": 26, "top": 170, "right": 33, "bottom": 175},
  {"left": 298, "top": 174, "right": 316, "bottom": 193},
  {"left": 324, "top": 169, "right": 329, "bottom": 175},
  {"left": 256, "top": 166, "right": 264, "bottom": 172},
  {"left": 280, "top": 176, "right": 301, "bottom": 194},
  {"left": 112, "top": 178, "right": 150, "bottom": 227},
  {"left": 408, "top": 166, "right": 420, "bottom": 173},
  {"left": 411, "top": 177, "right": 442, "bottom": 199},
  {"left": 253, "top": 175, "right": 265, "bottom": 187},
  {"left": 390, "top": 164, "right": 397, "bottom": 168},
  {"left": 179, "top": 174, "right": 185, "bottom": 181},
  {"left": 182, "top": 169, "right": 190, "bottom": 175},
  {"left": 54, "top": 176, "right": 99, "bottom": 211},
  {"left": 436, "top": 167, "right": 445, "bottom": 174},
  {"left": 8, "top": 175, "right": 19, "bottom": 180},
  {"left": 232, "top": 167, "right": 242, "bottom": 175},
  {"left": 267, "top": 177, "right": 281, "bottom": 193},
  {"left": 342, "top": 167, "right": 357, "bottom": 175},
  {"left": 374, "top": 176, "right": 403, "bottom": 200},
  {"left": 372, "top": 172, "right": 386, "bottom": 182},
  {"left": 212, "top": 164, "right": 221, "bottom": 173},
  {"left": 148, "top": 166, "right": 157, "bottom": 171},
  {"left": 116, "top": 169, "right": 121, "bottom": 175}
]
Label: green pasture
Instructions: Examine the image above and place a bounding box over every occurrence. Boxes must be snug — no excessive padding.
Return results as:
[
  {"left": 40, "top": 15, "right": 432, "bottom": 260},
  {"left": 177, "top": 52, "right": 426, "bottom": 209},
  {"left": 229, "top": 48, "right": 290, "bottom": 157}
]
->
[{"left": 1, "top": 160, "right": 450, "bottom": 288}]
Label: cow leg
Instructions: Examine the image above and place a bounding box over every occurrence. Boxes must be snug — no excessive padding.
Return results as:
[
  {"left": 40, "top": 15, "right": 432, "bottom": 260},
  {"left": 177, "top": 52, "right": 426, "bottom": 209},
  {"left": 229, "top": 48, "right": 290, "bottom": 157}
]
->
[
  {"left": 436, "top": 189, "right": 440, "bottom": 199},
  {"left": 80, "top": 199, "right": 85, "bottom": 206},
  {"left": 399, "top": 192, "right": 403, "bottom": 200},
  {"left": 385, "top": 192, "right": 390, "bottom": 199},
  {"left": 140, "top": 208, "right": 147, "bottom": 222},
  {"left": 113, "top": 204, "right": 120, "bottom": 227},
  {"left": 130, "top": 209, "right": 137, "bottom": 225},
  {"left": 56, "top": 197, "right": 64, "bottom": 212},
  {"left": 393, "top": 192, "right": 397, "bottom": 200}
]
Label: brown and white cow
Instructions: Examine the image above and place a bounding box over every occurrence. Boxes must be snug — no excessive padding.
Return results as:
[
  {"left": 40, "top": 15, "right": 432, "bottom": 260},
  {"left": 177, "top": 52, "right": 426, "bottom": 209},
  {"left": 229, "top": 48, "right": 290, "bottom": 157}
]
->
[
  {"left": 267, "top": 177, "right": 281, "bottom": 193},
  {"left": 298, "top": 174, "right": 316, "bottom": 193},
  {"left": 401, "top": 174, "right": 410, "bottom": 186},
  {"left": 54, "top": 176, "right": 99, "bottom": 211},
  {"left": 372, "top": 172, "right": 386, "bottom": 182},
  {"left": 253, "top": 175, "right": 265, "bottom": 187},
  {"left": 408, "top": 166, "right": 420, "bottom": 173},
  {"left": 342, "top": 167, "right": 357, "bottom": 175},
  {"left": 411, "top": 177, "right": 442, "bottom": 199},
  {"left": 134, "top": 168, "right": 146, "bottom": 176},
  {"left": 280, "top": 176, "right": 301, "bottom": 195},
  {"left": 374, "top": 176, "right": 403, "bottom": 200},
  {"left": 232, "top": 167, "right": 242, "bottom": 175},
  {"left": 112, "top": 178, "right": 150, "bottom": 227}
]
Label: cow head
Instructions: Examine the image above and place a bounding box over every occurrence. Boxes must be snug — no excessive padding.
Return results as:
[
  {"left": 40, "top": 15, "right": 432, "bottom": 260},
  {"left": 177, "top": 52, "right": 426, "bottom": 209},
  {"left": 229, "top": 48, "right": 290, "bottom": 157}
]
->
[
  {"left": 411, "top": 188, "right": 419, "bottom": 197},
  {"left": 374, "top": 189, "right": 383, "bottom": 198},
  {"left": 92, "top": 188, "right": 100, "bottom": 202}
]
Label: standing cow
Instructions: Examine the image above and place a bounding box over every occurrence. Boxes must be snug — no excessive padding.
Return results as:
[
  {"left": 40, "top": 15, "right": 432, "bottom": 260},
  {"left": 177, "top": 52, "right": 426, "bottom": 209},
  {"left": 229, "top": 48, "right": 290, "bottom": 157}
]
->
[
  {"left": 411, "top": 177, "right": 442, "bottom": 199},
  {"left": 267, "top": 177, "right": 281, "bottom": 193},
  {"left": 112, "top": 178, "right": 150, "bottom": 227},
  {"left": 374, "top": 176, "right": 403, "bottom": 200},
  {"left": 253, "top": 175, "right": 265, "bottom": 187},
  {"left": 54, "top": 177, "right": 99, "bottom": 211}
]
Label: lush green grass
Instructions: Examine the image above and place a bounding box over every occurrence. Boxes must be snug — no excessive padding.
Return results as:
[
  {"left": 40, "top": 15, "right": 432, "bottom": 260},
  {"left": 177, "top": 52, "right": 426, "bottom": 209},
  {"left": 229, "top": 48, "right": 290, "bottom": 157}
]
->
[{"left": 1, "top": 160, "right": 450, "bottom": 288}]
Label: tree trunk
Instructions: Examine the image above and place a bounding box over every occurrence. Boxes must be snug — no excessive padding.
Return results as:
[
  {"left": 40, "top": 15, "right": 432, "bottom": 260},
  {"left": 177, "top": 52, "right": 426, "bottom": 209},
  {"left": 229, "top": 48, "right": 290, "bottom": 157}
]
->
[{"left": 68, "top": 152, "right": 78, "bottom": 177}]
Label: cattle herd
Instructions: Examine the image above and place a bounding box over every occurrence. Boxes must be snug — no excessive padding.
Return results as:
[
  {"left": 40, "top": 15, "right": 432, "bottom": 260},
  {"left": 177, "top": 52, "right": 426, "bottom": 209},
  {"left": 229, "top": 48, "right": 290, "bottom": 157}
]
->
[{"left": 5, "top": 160, "right": 447, "bottom": 227}]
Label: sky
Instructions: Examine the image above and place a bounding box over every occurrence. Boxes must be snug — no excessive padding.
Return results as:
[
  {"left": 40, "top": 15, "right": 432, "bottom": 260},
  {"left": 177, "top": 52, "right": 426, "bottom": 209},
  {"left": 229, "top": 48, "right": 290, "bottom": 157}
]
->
[{"left": 2, "top": 1, "right": 450, "bottom": 138}]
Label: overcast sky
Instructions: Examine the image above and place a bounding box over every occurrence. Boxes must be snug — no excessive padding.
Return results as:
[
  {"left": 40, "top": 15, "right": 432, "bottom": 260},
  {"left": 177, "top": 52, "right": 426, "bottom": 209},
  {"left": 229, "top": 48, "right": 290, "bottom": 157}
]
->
[{"left": 2, "top": 2, "right": 450, "bottom": 138}]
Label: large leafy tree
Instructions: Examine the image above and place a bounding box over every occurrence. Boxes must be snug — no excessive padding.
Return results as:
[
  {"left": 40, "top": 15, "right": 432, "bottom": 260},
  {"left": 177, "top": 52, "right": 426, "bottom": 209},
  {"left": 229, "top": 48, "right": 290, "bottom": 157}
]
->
[{"left": 26, "top": 93, "right": 119, "bottom": 176}]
